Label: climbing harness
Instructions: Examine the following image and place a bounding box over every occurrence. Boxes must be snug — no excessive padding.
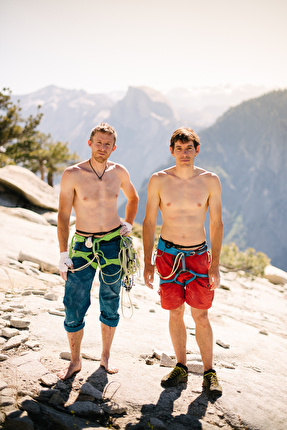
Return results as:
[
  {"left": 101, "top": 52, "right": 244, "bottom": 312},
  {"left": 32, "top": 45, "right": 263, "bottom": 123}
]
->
[
  {"left": 154, "top": 237, "right": 209, "bottom": 290},
  {"left": 68, "top": 230, "right": 140, "bottom": 318}
]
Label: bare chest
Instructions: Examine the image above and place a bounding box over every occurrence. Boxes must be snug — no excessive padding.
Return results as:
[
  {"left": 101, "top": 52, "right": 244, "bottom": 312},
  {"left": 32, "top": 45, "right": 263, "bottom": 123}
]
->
[
  {"left": 160, "top": 178, "right": 209, "bottom": 213},
  {"left": 74, "top": 172, "right": 120, "bottom": 206}
]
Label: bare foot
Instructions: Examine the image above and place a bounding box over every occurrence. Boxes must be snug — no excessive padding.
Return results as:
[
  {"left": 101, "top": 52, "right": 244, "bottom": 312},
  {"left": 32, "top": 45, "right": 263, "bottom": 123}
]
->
[
  {"left": 57, "top": 360, "right": 82, "bottom": 380},
  {"left": 100, "top": 357, "right": 119, "bottom": 374}
]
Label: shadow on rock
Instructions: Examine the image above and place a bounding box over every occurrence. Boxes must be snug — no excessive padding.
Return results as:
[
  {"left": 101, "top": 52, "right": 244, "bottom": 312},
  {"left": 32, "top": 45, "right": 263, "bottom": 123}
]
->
[
  {"left": 125, "top": 384, "right": 221, "bottom": 430},
  {"left": 86, "top": 365, "right": 109, "bottom": 392}
]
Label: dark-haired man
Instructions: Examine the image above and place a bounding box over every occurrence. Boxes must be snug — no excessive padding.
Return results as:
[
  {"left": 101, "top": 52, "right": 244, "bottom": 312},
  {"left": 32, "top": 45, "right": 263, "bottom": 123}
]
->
[
  {"left": 143, "top": 127, "right": 223, "bottom": 394},
  {"left": 57, "top": 123, "right": 138, "bottom": 379}
]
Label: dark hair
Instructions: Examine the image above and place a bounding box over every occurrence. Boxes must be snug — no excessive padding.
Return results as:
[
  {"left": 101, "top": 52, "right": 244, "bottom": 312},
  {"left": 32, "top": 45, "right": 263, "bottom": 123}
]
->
[
  {"left": 170, "top": 127, "right": 200, "bottom": 150},
  {"left": 90, "top": 122, "right": 117, "bottom": 144}
]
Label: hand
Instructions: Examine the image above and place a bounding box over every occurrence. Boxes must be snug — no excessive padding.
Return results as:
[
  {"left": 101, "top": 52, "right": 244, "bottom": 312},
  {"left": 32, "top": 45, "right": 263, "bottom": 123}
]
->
[
  {"left": 58, "top": 251, "right": 74, "bottom": 281},
  {"left": 119, "top": 221, "right": 133, "bottom": 236},
  {"left": 144, "top": 262, "right": 154, "bottom": 289},
  {"left": 208, "top": 264, "right": 220, "bottom": 291}
]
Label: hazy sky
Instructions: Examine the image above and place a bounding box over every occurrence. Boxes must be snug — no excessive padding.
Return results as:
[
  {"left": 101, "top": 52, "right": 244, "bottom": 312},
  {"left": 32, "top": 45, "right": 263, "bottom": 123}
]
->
[{"left": 1, "top": 0, "right": 287, "bottom": 95}]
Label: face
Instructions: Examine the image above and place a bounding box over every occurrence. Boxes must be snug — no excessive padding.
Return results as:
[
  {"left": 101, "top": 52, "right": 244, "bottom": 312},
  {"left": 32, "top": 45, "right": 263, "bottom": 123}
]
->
[
  {"left": 170, "top": 140, "right": 200, "bottom": 165},
  {"left": 88, "top": 131, "right": 116, "bottom": 163}
]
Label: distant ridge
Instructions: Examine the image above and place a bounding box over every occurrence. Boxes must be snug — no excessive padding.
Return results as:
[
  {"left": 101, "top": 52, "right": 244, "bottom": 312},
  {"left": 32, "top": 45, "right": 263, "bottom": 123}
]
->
[
  {"left": 10, "top": 85, "right": 287, "bottom": 270},
  {"left": 199, "top": 89, "right": 287, "bottom": 271}
]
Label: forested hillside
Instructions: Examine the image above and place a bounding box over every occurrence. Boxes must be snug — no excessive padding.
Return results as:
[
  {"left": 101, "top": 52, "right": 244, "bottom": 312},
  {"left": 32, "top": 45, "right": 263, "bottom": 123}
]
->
[{"left": 134, "top": 90, "right": 287, "bottom": 271}]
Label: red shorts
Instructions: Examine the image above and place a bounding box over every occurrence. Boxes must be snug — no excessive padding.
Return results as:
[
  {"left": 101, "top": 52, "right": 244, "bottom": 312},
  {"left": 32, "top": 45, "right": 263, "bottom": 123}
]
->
[{"left": 155, "top": 240, "right": 214, "bottom": 310}]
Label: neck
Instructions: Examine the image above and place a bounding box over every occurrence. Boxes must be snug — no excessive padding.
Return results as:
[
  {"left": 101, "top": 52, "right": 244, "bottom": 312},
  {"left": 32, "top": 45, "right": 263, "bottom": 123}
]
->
[
  {"left": 174, "top": 164, "right": 196, "bottom": 179},
  {"left": 89, "top": 158, "right": 107, "bottom": 180},
  {"left": 90, "top": 157, "right": 107, "bottom": 168}
]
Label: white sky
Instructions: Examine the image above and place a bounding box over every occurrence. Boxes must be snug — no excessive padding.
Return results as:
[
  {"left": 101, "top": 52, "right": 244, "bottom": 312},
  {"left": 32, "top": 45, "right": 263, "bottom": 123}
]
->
[{"left": 1, "top": 0, "right": 287, "bottom": 95}]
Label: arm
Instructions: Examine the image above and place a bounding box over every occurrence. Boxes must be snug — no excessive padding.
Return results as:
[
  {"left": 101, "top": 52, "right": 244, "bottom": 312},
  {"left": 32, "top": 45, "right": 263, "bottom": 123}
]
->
[
  {"left": 208, "top": 174, "right": 223, "bottom": 290},
  {"left": 57, "top": 169, "right": 75, "bottom": 280},
  {"left": 143, "top": 174, "right": 161, "bottom": 289},
  {"left": 120, "top": 167, "right": 139, "bottom": 233}
]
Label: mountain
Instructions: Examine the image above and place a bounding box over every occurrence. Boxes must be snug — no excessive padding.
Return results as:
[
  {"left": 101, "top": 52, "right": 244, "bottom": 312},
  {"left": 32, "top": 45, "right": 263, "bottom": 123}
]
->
[
  {"left": 10, "top": 85, "right": 287, "bottom": 270},
  {"left": 135, "top": 90, "right": 287, "bottom": 271},
  {"left": 164, "top": 84, "right": 269, "bottom": 129},
  {"left": 11, "top": 85, "right": 180, "bottom": 189},
  {"left": 107, "top": 86, "right": 180, "bottom": 189},
  {"left": 11, "top": 85, "right": 117, "bottom": 156},
  {"left": 198, "top": 89, "right": 287, "bottom": 270}
]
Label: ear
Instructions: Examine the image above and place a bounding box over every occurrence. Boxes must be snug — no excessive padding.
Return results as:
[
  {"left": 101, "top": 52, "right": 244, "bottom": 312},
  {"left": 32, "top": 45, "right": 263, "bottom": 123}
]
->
[
  {"left": 195, "top": 144, "right": 200, "bottom": 156},
  {"left": 88, "top": 139, "right": 92, "bottom": 147},
  {"left": 112, "top": 144, "right": 117, "bottom": 152},
  {"left": 170, "top": 146, "right": 175, "bottom": 157}
]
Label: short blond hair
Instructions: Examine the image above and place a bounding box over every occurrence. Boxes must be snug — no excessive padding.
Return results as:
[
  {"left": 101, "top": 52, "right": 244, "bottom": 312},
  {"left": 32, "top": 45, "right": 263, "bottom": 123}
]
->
[{"left": 90, "top": 122, "right": 117, "bottom": 144}]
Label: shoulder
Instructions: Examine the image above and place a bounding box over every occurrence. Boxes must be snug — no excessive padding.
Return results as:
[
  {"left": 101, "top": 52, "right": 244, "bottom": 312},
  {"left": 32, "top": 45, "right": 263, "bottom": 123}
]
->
[
  {"left": 197, "top": 168, "right": 221, "bottom": 195},
  {"left": 63, "top": 160, "right": 88, "bottom": 175},
  {"left": 196, "top": 167, "right": 221, "bottom": 182},
  {"left": 147, "top": 168, "right": 174, "bottom": 194},
  {"left": 111, "top": 161, "right": 128, "bottom": 172},
  {"left": 110, "top": 162, "right": 131, "bottom": 179},
  {"left": 149, "top": 167, "right": 174, "bottom": 182},
  {"left": 60, "top": 161, "right": 88, "bottom": 186}
]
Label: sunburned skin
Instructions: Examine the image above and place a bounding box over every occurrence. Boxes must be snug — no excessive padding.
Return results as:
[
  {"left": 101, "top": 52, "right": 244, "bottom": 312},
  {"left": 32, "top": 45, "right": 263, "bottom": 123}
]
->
[{"left": 67, "top": 161, "right": 122, "bottom": 234}]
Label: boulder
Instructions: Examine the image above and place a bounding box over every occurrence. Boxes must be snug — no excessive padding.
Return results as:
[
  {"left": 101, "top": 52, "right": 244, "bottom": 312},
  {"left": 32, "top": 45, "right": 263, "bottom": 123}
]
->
[
  {"left": 0, "top": 165, "right": 58, "bottom": 211},
  {"left": 264, "top": 265, "right": 287, "bottom": 285}
]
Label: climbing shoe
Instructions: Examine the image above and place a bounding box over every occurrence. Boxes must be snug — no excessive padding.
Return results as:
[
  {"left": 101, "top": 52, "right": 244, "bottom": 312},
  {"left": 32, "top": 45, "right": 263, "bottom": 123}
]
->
[
  {"left": 203, "top": 369, "right": 222, "bottom": 396},
  {"left": 161, "top": 363, "right": 188, "bottom": 387}
]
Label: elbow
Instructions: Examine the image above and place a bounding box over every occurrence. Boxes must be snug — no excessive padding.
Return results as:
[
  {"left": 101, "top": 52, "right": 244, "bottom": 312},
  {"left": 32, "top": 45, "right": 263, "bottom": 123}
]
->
[{"left": 210, "top": 219, "right": 223, "bottom": 232}]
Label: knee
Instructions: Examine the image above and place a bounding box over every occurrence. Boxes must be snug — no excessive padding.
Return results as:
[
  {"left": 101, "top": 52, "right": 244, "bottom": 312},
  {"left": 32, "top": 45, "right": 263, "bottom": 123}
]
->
[
  {"left": 192, "top": 310, "right": 210, "bottom": 327},
  {"left": 169, "top": 305, "right": 185, "bottom": 322}
]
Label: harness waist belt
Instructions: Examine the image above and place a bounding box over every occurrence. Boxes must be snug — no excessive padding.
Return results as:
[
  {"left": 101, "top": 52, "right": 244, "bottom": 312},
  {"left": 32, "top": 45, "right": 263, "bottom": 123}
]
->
[
  {"left": 158, "top": 236, "right": 208, "bottom": 257},
  {"left": 76, "top": 225, "right": 121, "bottom": 237},
  {"left": 161, "top": 237, "right": 206, "bottom": 250},
  {"left": 73, "top": 229, "right": 121, "bottom": 243}
]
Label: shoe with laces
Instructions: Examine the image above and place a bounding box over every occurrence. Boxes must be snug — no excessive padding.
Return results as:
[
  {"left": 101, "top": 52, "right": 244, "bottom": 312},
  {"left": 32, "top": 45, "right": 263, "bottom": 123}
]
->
[
  {"left": 161, "top": 363, "right": 188, "bottom": 387},
  {"left": 203, "top": 369, "right": 222, "bottom": 396}
]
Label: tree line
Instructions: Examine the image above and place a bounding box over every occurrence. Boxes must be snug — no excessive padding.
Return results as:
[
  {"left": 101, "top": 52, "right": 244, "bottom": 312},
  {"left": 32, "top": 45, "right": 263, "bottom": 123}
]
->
[{"left": 0, "top": 88, "right": 79, "bottom": 186}]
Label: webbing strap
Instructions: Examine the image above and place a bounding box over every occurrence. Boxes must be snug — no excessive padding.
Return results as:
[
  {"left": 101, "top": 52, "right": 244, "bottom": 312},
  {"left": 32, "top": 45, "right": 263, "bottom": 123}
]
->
[
  {"left": 69, "top": 231, "right": 122, "bottom": 270},
  {"left": 160, "top": 267, "right": 209, "bottom": 284},
  {"left": 156, "top": 236, "right": 209, "bottom": 283}
]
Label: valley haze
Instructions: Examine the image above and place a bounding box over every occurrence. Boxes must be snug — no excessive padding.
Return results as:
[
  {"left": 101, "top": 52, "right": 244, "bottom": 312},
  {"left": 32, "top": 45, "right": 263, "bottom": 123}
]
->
[{"left": 8, "top": 84, "right": 287, "bottom": 272}]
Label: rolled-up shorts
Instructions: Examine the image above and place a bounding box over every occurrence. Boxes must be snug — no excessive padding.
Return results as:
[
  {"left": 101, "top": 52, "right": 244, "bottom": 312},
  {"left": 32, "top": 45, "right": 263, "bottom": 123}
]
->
[
  {"left": 155, "top": 236, "right": 214, "bottom": 310},
  {"left": 63, "top": 235, "right": 122, "bottom": 333}
]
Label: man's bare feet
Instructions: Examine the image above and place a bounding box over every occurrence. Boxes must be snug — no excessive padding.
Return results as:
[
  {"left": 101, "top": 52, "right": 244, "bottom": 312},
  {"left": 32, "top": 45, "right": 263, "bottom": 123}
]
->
[
  {"left": 57, "top": 360, "right": 82, "bottom": 380},
  {"left": 100, "top": 356, "right": 119, "bottom": 374}
]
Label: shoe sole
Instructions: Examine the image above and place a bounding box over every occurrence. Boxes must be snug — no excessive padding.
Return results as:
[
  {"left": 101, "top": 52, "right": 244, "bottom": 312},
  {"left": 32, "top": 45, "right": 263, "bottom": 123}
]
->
[
  {"left": 203, "top": 384, "right": 222, "bottom": 396},
  {"left": 161, "top": 376, "right": 188, "bottom": 388}
]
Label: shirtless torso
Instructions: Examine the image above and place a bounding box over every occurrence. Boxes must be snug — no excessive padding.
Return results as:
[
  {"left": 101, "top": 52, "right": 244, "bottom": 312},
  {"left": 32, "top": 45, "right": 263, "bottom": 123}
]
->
[
  {"left": 143, "top": 138, "right": 223, "bottom": 290},
  {"left": 158, "top": 166, "right": 215, "bottom": 247},
  {"left": 58, "top": 134, "right": 138, "bottom": 252},
  {"left": 143, "top": 128, "right": 223, "bottom": 391},
  {"left": 57, "top": 126, "right": 138, "bottom": 380}
]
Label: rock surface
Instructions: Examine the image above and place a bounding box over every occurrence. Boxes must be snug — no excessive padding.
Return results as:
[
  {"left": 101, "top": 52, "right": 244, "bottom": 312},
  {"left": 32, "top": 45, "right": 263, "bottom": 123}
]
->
[
  {"left": 0, "top": 165, "right": 59, "bottom": 211},
  {"left": 0, "top": 207, "right": 287, "bottom": 429}
]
